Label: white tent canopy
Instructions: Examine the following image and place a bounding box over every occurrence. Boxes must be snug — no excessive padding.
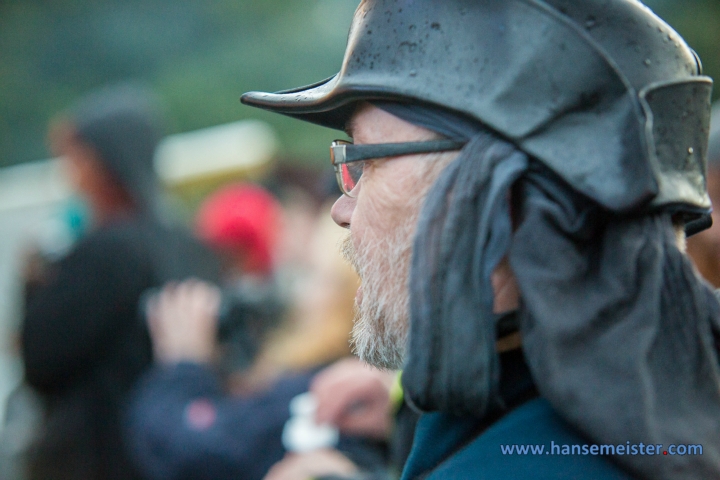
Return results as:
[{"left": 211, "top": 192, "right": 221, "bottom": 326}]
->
[{"left": 155, "top": 119, "right": 279, "bottom": 188}]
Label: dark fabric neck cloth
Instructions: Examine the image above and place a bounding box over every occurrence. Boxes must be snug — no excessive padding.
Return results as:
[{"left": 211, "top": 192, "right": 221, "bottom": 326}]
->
[
  {"left": 374, "top": 101, "right": 720, "bottom": 479},
  {"left": 69, "top": 83, "right": 164, "bottom": 217}
]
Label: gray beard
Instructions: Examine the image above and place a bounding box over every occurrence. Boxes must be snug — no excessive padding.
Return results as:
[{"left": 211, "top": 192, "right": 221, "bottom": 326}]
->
[{"left": 340, "top": 221, "right": 414, "bottom": 370}]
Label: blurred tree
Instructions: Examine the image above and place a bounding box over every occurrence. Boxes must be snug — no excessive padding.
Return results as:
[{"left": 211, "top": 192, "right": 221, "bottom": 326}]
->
[
  {"left": 645, "top": 0, "right": 720, "bottom": 95},
  {"left": 0, "top": 0, "right": 717, "bottom": 168},
  {"left": 0, "top": 0, "right": 356, "bottom": 166}
]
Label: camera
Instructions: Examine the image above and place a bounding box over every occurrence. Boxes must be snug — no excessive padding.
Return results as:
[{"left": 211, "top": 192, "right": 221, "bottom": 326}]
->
[{"left": 138, "top": 283, "right": 285, "bottom": 369}]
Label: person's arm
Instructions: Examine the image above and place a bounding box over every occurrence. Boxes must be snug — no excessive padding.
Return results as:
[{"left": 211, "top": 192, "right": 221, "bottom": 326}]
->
[
  {"left": 125, "top": 362, "right": 313, "bottom": 480},
  {"left": 123, "top": 279, "right": 304, "bottom": 480},
  {"left": 21, "top": 232, "right": 150, "bottom": 392}
]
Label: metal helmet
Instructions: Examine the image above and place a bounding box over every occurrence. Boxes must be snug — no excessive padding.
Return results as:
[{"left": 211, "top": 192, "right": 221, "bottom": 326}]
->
[{"left": 242, "top": 0, "right": 713, "bottom": 216}]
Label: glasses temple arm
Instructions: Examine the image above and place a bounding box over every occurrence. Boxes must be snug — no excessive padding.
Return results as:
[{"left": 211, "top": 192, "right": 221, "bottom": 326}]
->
[{"left": 341, "top": 139, "right": 465, "bottom": 163}]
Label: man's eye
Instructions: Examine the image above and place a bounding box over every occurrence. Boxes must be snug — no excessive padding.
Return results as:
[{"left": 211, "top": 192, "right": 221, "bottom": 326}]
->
[{"left": 347, "top": 162, "right": 365, "bottom": 183}]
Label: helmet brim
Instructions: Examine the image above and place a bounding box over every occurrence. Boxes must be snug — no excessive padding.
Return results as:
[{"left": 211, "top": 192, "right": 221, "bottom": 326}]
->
[{"left": 241, "top": 74, "right": 411, "bottom": 132}]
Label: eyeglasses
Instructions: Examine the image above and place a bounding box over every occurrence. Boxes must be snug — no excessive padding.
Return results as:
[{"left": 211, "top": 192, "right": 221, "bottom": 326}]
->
[{"left": 330, "top": 139, "right": 465, "bottom": 197}]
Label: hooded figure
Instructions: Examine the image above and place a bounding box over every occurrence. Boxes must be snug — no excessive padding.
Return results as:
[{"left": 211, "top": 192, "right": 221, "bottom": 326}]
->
[
  {"left": 242, "top": 1, "right": 720, "bottom": 479},
  {"left": 21, "top": 84, "right": 220, "bottom": 480}
]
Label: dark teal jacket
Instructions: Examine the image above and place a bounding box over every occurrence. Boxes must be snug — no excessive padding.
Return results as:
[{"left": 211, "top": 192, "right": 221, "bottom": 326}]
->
[{"left": 402, "top": 398, "right": 635, "bottom": 480}]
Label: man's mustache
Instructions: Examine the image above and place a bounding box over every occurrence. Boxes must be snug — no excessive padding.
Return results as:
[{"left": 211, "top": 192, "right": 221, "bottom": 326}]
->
[{"left": 340, "top": 234, "right": 362, "bottom": 275}]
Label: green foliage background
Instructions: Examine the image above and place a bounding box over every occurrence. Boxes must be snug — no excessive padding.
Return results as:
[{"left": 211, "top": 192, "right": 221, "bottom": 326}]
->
[{"left": 0, "top": 0, "right": 717, "bottom": 168}]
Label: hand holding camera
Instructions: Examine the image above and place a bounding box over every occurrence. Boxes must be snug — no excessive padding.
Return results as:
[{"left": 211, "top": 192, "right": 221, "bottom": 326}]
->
[{"left": 145, "top": 279, "right": 222, "bottom": 365}]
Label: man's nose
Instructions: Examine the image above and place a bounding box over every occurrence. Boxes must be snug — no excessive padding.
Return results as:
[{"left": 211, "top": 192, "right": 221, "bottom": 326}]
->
[{"left": 331, "top": 194, "right": 355, "bottom": 229}]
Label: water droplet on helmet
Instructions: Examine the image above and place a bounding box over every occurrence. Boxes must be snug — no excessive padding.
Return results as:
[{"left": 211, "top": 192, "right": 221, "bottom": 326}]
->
[
  {"left": 585, "top": 16, "right": 597, "bottom": 29},
  {"left": 644, "top": 59, "right": 652, "bottom": 67}
]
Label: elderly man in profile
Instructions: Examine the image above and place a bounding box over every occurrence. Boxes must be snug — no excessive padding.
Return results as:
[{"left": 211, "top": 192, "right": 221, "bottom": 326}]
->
[{"left": 243, "top": 1, "right": 720, "bottom": 478}]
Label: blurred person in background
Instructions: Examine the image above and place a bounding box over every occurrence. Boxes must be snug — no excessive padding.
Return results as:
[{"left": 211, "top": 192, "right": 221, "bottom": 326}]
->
[
  {"left": 233, "top": 170, "right": 359, "bottom": 393},
  {"left": 265, "top": 165, "right": 335, "bottom": 304},
  {"left": 242, "top": 1, "right": 720, "bottom": 478},
  {"left": 262, "top": 207, "right": 421, "bottom": 480},
  {"left": 124, "top": 191, "right": 388, "bottom": 480},
  {"left": 687, "top": 103, "right": 720, "bottom": 287},
  {"left": 20, "top": 84, "right": 220, "bottom": 480},
  {"left": 255, "top": 206, "right": 357, "bottom": 379},
  {"left": 194, "top": 183, "right": 285, "bottom": 382}
]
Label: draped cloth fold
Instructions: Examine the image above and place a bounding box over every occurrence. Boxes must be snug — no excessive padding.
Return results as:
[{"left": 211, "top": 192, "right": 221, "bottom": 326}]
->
[
  {"left": 511, "top": 174, "right": 720, "bottom": 479},
  {"left": 380, "top": 102, "right": 720, "bottom": 479},
  {"left": 403, "top": 132, "right": 528, "bottom": 415}
]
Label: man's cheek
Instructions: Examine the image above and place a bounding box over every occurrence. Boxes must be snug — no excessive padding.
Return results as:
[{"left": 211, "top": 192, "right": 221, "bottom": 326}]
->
[{"left": 353, "top": 201, "right": 386, "bottom": 245}]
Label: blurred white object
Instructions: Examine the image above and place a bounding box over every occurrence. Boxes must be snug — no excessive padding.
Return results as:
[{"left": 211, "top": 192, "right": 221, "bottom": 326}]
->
[
  {"left": 0, "top": 159, "right": 71, "bottom": 213},
  {"left": 0, "top": 159, "right": 74, "bottom": 441},
  {"left": 282, "top": 392, "right": 339, "bottom": 453},
  {"left": 0, "top": 354, "right": 22, "bottom": 433},
  {"left": 155, "top": 120, "right": 279, "bottom": 190}
]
